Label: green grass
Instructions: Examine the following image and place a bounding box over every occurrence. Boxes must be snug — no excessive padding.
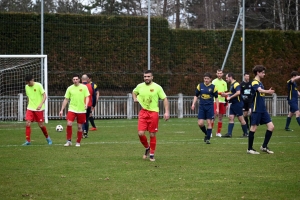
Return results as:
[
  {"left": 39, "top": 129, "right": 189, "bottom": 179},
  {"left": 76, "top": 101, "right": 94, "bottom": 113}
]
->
[{"left": 0, "top": 117, "right": 299, "bottom": 200}]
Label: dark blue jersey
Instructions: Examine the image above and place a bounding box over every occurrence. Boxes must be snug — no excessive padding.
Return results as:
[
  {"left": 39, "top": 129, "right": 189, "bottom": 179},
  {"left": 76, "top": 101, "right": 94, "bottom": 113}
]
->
[
  {"left": 241, "top": 81, "right": 252, "bottom": 103},
  {"left": 195, "top": 83, "right": 218, "bottom": 105},
  {"left": 287, "top": 79, "right": 298, "bottom": 102},
  {"left": 229, "top": 81, "right": 243, "bottom": 105},
  {"left": 251, "top": 79, "right": 266, "bottom": 113}
]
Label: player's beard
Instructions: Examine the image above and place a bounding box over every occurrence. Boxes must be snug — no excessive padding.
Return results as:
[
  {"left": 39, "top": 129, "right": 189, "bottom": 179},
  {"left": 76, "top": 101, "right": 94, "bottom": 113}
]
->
[{"left": 145, "top": 80, "right": 152, "bottom": 85}]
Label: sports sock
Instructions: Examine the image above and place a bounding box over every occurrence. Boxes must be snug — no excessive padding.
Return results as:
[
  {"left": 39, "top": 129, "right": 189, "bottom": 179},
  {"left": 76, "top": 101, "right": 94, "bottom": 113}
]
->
[
  {"left": 248, "top": 131, "right": 255, "bottom": 150},
  {"left": 296, "top": 117, "right": 300, "bottom": 126},
  {"left": 150, "top": 136, "right": 156, "bottom": 155},
  {"left": 244, "top": 116, "right": 249, "bottom": 130},
  {"left": 25, "top": 126, "right": 31, "bottom": 142},
  {"left": 77, "top": 131, "right": 83, "bottom": 143},
  {"left": 262, "top": 130, "right": 273, "bottom": 148},
  {"left": 217, "top": 121, "right": 222, "bottom": 133},
  {"left": 206, "top": 128, "right": 212, "bottom": 140},
  {"left": 40, "top": 126, "right": 49, "bottom": 138},
  {"left": 241, "top": 124, "right": 248, "bottom": 134},
  {"left": 228, "top": 123, "right": 234, "bottom": 135},
  {"left": 200, "top": 125, "right": 207, "bottom": 135},
  {"left": 285, "top": 117, "right": 291, "bottom": 129},
  {"left": 66, "top": 125, "right": 72, "bottom": 140},
  {"left": 139, "top": 135, "right": 149, "bottom": 148},
  {"left": 89, "top": 116, "right": 96, "bottom": 128}
]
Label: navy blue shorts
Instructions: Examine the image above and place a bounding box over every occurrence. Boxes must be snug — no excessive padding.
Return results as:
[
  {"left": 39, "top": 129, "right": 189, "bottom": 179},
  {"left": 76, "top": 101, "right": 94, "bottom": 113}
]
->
[
  {"left": 288, "top": 101, "right": 299, "bottom": 113},
  {"left": 251, "top": 112, "right": 272, "bottom": 126},
  {"left": 198, "top": 105, "right": 214, "bottom": 120},
  {"left": 229, "top": 103, "right": 243, "bottom": 117}
]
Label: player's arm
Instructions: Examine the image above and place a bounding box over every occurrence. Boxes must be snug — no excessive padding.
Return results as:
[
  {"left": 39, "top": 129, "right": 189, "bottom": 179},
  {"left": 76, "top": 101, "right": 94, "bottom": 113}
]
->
[
  {"left": 291, "top": 75, "right": 300, "bottom": 82},
  {"left": 59, "top": 98, "right": 69, "bottom": 117},
  {"left": 163, "top": 97, "right": 170, "bottom": 121},
  {"left": 85, "top": 96, "right": 89, "bottom": 110},
  {"left": 257, "top": 86, "right": 275, "bottom": 95},
  {"left": 215, "top": 97, "right": 219, "bottom": 114},
  {"left": 132, "top": 91, "right": 138, "bottom": 102},
  {"left": 37, "top": 92, "right": 46, "bottom": 110},
  {"left": 191, "top": 85, "right": 200, "bottom": 110}
]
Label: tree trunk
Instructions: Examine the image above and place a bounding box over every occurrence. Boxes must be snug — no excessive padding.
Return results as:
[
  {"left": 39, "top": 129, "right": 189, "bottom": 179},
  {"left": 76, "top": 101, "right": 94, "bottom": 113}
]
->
[
  {"left": 175, "top": 0, "right": 180, "bottom": 28},
  {"left": 276, "top": 0, "right": 285, "bottom": 30}
]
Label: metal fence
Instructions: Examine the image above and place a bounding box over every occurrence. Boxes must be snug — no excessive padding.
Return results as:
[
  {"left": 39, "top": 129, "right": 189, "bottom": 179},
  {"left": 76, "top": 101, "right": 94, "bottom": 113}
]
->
[{"left": 0, "top": 93, "right": 298, "bottom": 121}]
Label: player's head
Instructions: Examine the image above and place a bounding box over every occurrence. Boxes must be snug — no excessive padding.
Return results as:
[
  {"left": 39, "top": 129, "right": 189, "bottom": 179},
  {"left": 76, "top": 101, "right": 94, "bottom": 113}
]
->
[
  {"left": 291, "top": 71, "right": 298, "bottom": 77},
  {"left": 203, "top": 72, "right": 212, "bottom": 85},
  {"left": 81, "top": 74, "right": 88, "bottom": 83},
  {"left": 216, "top": 69, "right": 223, "bottom": 79},
  {"left": 143, "top": 70, "right": 153, "bottom": 85},
  {"left": 225, "top": 72, "right": 235, "bottom": 83},
  {"left": 72, "top": 74, "right": 81, "bottom": 86},
  {"left": 25, "top": 75, "right": 34, "bottom": 86},
  {"left": 244, "top": 72, "right": 250, "bottom": 82},
  {"left": 252, "top": 65, "right": 266, "bottom": 78},
  {"left": 86, "top": 73, "right": 92, "bottom": 83}
]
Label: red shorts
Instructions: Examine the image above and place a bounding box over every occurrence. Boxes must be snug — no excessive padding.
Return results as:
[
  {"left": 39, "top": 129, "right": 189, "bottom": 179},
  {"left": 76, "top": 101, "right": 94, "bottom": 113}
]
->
[
  {"left": 67, "top": 111, "right": 86, "bottom": 124},
  {"left": 138, "top": 109, "right": 159, "bottom": 133},
  {"left": 25, "top": 110, "right": 44, "bottom": 122},
  {"left": 214, "top": 102, "right": 226, "bottom": 115}
]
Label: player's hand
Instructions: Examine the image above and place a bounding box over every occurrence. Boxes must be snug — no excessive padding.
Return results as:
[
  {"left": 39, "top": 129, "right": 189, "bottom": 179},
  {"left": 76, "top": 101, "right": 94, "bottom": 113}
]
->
[
  {"left": 59, "top": 111, "right": 63, "bottom": 117},
  {"left": 37, "top": 105, "right": 42, "bottom": 110},
  {"left": 191, "top": 104, "right": 195, "bottom": 110},
  {"left": 215, "top": 109, "right": 219, "bottom": 115},
  {"left": 226, "top": 96, "right": 230, "bottom": 101},
  {"left": 221, "top": 92, "right": 226, "bottom": 97},
  {"left": 91, "top": 107, "right": 95, "bottom": 111},
  {"left": 269, "top": 87, "right": 275, "bottom": 94},
  {"left": 133, "top": 98, "right": 138, "bottom": 103},
  {"left": 164, "top": 112, "right": 170, "bottom": 121}
]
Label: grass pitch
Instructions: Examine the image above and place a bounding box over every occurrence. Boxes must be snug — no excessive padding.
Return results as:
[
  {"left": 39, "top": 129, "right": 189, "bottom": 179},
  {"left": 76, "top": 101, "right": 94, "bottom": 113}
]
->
[{"left": 0, "top": 117, "right": 299, "bottom": 200}]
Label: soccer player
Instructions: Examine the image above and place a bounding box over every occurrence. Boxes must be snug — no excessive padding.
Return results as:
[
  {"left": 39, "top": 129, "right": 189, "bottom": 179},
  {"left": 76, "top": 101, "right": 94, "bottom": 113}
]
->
[
  {"left": 221, "top": 72, "right": 248, "bottom": 138},
  {"left": 247, "top": 65, "right": 275, "bottom": 154},
  {"left": 87, "top": 74, "right": 100, "bottom": 131},
  {"left": 191, "top": 72, "right": 219, "bottom": 144},
  {"left": 59, "top": 74, "right": 90, "bottom": 147},
  {"left": 285, "top": 71, "right": 300, "bottom": 131},
  {"left": 23, "top": 75, "right": 52, "bottom": 145},
  {"left": 212, "top": 69, "right": 228, "bottom": 137},
  {"left": 240, "top": 72, "right": 253, "bottom": 133},
  {"left": 81, "top": 74, "right": 94, "bottom": 138},
  {"left": 132, "top": 70, "right": 170, "bottom": 162}
]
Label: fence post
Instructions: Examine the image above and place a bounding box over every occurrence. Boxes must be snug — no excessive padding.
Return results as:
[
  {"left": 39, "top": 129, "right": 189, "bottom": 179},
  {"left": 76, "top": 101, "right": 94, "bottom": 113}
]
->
[
  {"left": 178, "top": 93, "right": 183, "bottom": 118},
  {"left": 18, "top": 93, "right": 23, "bottom": 121},
  {"left": 127, "top": 93, "right": 133, "bottom": 119},
  {"left": 272, "top": 93, "right": 277, "bottom": 117}
]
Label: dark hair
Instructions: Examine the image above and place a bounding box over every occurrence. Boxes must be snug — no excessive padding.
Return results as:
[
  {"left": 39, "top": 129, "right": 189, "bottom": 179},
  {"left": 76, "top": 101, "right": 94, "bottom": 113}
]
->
[
  {"left": 244, "top": 72, "right": 249, "bottom": 76},
  {"left": 216, "top": 69, "right": 223, "bottom": 73},
  {"left": 252, "top": 65, "right": 266, "bottom": 75},
  {"left": 87, "top": 73, "right": 92, "bottom": 79},
  {"left": 144, "top": 70, "right": 153, "bottom": 75},
  {"left": 291, "top": 71, "right": 298, "bottom": 77},
  {"left": 226, "top": 72, "right": 235, "bottom": 79},
  {"left": 25, "top": 75, "right": 33, "bottom": 82},
  {"left": 73, "top": 74, "right": 80, "bottom": 79},
  {"left": 203, "top": 72, "right": 212, "bottom": 78}
]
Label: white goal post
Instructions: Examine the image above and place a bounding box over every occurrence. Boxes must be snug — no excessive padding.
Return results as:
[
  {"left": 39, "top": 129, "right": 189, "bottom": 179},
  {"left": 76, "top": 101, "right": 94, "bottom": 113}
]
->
[{"left": 0, "top": 55, "right": 48, "bottom": 123}]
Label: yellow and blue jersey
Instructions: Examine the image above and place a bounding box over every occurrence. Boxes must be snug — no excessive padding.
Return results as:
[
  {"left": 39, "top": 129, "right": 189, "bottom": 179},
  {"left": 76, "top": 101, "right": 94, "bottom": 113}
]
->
[
  {"left": 287, "top": 79, "right": 298, "bottom": 102},
  {"left": 251, "top": 79, "right": 266, "bottom": 113},
  {"left": 228, "top": 81, "right": 242, "bottom": 105},
  {"left": 195, "top": 83, "right": 218, "bottom": 105}
]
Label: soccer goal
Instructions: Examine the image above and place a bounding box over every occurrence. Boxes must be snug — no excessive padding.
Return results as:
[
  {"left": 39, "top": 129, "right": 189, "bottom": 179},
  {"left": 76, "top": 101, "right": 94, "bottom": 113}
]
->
[{"left": 0, "top": 55, "right": 48, "bottom": 123}]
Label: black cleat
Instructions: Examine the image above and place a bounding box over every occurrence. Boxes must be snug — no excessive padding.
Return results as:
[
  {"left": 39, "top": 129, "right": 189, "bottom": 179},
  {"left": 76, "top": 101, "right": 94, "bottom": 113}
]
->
[{"left": 222, "top": 133, "right": 232, "bottom": 138}]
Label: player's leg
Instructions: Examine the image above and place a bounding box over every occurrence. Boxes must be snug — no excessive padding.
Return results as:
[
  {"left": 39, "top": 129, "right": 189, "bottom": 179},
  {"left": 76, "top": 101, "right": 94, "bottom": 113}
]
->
[
  {"left": 35, "top": 111, "right": 52, "bottom": 145},
  {"left": 197, "top": 106, "right": 207, "bottom": 138},
  {"left": 211, "top": 102, "right": 217, "bottom": 130},
  {"left": 243, "top": 103, "right": 250, "bottom": 131},
  {"left": 216, "top": 103, "right": 225, "bottom": 137},
  {"left": 204, "top": 106, "right": 214, "bottom": 144},
  {"left": 64, "top": 112, "right": 75, "bottom": 146},
  {"left": 295, "top": 110, "right": 300, "bottom": 125},
  {"left": 237, "top": 115, "right": 248, "bottom": 137},
  {"left": 75, "top": 113, "right": 86, "bottom": 147},
  {"left": 148, "top": 111, "right": 159, "bottom": 161},
  {"left": 83, "top": 107, "right": 91, "bottom": 138},
  {"left": 260, "top": 112, "right": 274, "bottom": 154},
  {"left": 222, "top": 105, "right": 234, "bottom": 138},
  {"left": 137, "top": 109, "right": 150, "bottom": 159},
  {"left": 89, "top": 109, "right": 97, "bottom": 131},
  {"left": 285, "top": 110, "right": 293, "bottom": 131},
  {"left": 247, "top": 113, "right": 260, "bottom": 154},
  {"left": 23, "top": 110, "right": 33, "bottom": 145}
]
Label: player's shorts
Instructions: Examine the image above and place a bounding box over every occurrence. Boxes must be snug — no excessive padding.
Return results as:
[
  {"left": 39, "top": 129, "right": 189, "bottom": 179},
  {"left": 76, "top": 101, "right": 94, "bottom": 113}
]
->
[
  {"left": 229, "top": 103, "right": 243, "bottom": 117},
  {"left": 138, "top": 109, "right": 159, "bottom": 133},
  {"left": 242, "top": 101, "right": 252, "bottom": 112},
  {"left": 288, "top": 101, "right": 299, "bottom": 113},
  {"left": 251, "top": 112, "right": 272, "bottom": 126},
  {"left": 25, "top": 110, "right": 44, "bottom": 122},
  {"left": 67, "top": 111, "right": 86, "bottom": 124},
  {"left": 198, "top": 105, "right": 214, "bottom": 120},
  {"left": 214, "top": 102, "right": 226, "bottom": 115}
]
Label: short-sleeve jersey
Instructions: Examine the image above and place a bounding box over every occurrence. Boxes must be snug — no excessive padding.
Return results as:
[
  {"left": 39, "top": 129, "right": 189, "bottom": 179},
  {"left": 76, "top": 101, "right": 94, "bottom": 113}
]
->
[
  {"left": 212, "top": 78, "right": 227, "bottom": 103},
  {"left": 251, "top": 79, "right": 266, "bottom": 113},
  {"left": 241, "top": 81, "right": 252, "bottom": 103},
  {"left": 229, "top": 81, "right": 243, "bottom": 105},
  {"left": 25, "top": 82, "right": 45, "bottom": 111},
  {"left": 287, "top": 79, "right": 298, "bottom": 102},
  {"left": 133, "top": 82, "right": 166, "bottom": 112},
  {"left": 195, "top": 83, "right": 218, "bottom": 105},
  {"left": 64, "top": 84, "right": 90, "bottom": 113}
]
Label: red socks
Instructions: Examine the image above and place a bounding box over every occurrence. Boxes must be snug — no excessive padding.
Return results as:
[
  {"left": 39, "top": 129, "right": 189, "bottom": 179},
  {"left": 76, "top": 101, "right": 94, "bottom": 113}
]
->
[
  {"left": 139, "top": 135, "right": 149, "bottom": 148},
  {"left": 77, "top": 131, "right": 82, "bottom": 143},
  {"left": 150, "top": 136, "right": 156, "bottom": 155},
  {"left": 25, "top": 126, "right": 31, "bottom": 142},
  {"left": 66, "top": 126, "right": 72, "bottom": 140},
  {"left": 40, "top": 126, "right": 49, "bottom": 138},
  {"left": 217, "top": 122, "right": 223, "bottom": 133}
]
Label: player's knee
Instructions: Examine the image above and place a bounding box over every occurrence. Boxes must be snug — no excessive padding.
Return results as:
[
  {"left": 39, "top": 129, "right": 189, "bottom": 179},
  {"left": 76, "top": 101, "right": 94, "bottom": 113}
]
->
[
  {"left": 26, "top": 121, "right": 31, "bottom": 126},
  {"left": 268, "top": 123, "right": 275, "bottom": 131},
  {"left": 138, "top": 131, "right": 145, "bottom": 136}
]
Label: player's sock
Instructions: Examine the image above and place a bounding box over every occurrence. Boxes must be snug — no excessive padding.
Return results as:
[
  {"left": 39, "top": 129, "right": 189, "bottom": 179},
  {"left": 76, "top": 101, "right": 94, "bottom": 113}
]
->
[
  {"left": 139, "top": 135, "right": 149, "bottom": 148},
  {"left": 66, "top": 125, "right": 72, "bottom": 140},
  {"left": 200, "top": 125, "right": 207, "bottom": 135},
  {"left": 89, "top": 116, "right": 96, "bottom": 128},
  {"left": 149, "top": 136, "right": 156, "bottom": 155},
  {"left": 40, "top": 126, "right": 49, "bottom": 138},
  {"left": 262, "top": 130, "right": 273, "bottom": 148},
  {"left": 77, "top": 131, "right": 83, "bottom": 143},
  {"left": 217, "top": 122, "right": 222, "bottom": 133},
  {"left": 241, "top": 124, "right": 248, "bottom": 134},
  {"left": 25, "top": 126, "right": 31, "bottom": 142},
  {"left": 296, "top": 117, "right": 300, "bottom": 126},
  {"left": 285, "top": 117, "right": 291, "bottom": 129},
  {"left": 227, "top": 123, "right": 234, "bottom": 135},
  {"left": 244, "top": 116, "right": 249, "bottom": 130},
  {"left": 248, "top": 131, "right": 255, "bottom": 150},
  {"left": 206, "top": 128, "right": 212, "bottom": 140}
]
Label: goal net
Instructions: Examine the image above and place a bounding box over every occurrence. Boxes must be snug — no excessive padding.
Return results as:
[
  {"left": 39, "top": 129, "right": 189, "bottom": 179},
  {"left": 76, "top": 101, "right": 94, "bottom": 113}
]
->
[{"left": 0, "top": 55, "right": 48, "bottom": 123}]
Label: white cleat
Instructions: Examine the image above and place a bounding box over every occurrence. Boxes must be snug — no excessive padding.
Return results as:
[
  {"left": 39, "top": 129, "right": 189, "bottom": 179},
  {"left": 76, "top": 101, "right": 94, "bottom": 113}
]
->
[
  {"left": 75, "top": 143, "right": 81, "bottom": 147},
  {"left": 260, "top": 146, "right": 274, "bottom": 154},
  {"left": 216, "top": 133, "right": 222, "bottom": 137},
  {"left": 247, "top": 149, "right": 260, "bottom": 154},
  {"left": 64, "top": 141, "right": 72, "bottom": 147}
]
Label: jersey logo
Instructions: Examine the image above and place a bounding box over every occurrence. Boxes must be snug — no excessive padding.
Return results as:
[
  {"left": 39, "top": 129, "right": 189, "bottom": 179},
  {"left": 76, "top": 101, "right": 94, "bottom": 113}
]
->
[
  {"left": 208, "top": 88, "right": 212, "bottom": 92},
  {"left": 150, "top": 89, "right": 154, "bottom": 92},
  {"left": 80, "top": 89, "right": 82, "bottom": 92},
  {"left": 34, "top": 89, "right": 36, "bottom": 92}
]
